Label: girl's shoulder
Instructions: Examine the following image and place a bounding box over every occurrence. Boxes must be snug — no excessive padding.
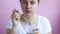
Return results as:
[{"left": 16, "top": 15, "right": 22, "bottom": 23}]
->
[
  {"left": 38, "top": 16, "right": 50, "bottom": 23},
  {"left": 38, "top": 16, "right": 52, "bottom": 33}
]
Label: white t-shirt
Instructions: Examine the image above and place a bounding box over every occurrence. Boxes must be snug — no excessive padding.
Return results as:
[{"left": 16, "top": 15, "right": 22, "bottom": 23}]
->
[{"left": 6, "top": 16, "right": 52, "bottom": 34}]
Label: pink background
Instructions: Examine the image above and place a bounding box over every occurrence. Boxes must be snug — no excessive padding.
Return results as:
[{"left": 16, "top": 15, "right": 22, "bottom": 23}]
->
[{"left": 0, "top": 0, "right": 60, "bottom": 34}]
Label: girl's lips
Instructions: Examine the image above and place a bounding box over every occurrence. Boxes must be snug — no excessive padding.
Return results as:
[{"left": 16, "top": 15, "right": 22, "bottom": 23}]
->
[{"left": 25, "top": 10, "right": 31, "bottom": 13}]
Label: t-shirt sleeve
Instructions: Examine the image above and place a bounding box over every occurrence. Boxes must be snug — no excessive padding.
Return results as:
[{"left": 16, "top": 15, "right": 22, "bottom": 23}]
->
[
  {"left": 43, "top": 17, "right": 52, "bottom": 33},
  {"left": 6, "top": 19, "right": 12, "bottom": 29}
]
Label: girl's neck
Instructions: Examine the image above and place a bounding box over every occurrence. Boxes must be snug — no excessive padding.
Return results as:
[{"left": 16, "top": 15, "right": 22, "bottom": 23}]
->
[{"left": 22, "top": 14, "right": 38, "bottom": 22}]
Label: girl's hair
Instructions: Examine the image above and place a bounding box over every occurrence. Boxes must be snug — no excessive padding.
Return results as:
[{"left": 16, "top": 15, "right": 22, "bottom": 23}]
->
[{"left": 20, "top": 0, "right": 40, "bottom": 2}]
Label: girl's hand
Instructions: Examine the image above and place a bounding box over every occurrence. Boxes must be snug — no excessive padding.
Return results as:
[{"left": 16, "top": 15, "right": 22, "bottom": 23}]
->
[
  {"left": 32, "top": 28, "right": 41, "bottom": 34},
  {"left": 11, "top": 9, "right": 21, "bottom": 26}
]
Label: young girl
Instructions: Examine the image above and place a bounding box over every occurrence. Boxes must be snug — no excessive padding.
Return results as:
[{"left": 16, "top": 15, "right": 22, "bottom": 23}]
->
[{"left": 6, "top": 0, "right": 52, "bottom": 34}]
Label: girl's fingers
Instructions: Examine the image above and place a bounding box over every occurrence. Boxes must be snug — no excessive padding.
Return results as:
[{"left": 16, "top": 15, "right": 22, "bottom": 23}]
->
[
  {"left": 11, "top": 8, "right": 20, "bottom": 20},
  {"left": 33, "top": 29, "right": 40, "bottom": 34}
]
